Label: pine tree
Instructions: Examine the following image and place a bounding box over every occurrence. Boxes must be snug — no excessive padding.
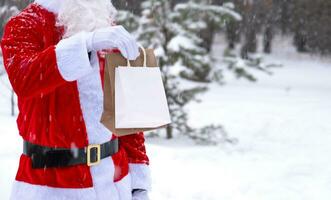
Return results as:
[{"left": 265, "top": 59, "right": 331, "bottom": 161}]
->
[
  {"left": 137, "top": 0, "right": 209, "bottom": 139},
  {"left": 117, "top": 0, "right": 240, "bottom": 144}
]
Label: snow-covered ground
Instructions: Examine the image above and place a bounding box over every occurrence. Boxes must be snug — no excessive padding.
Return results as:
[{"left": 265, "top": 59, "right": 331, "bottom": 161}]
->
[{"left": 1, "top": 35, "right": 331, "bottom": 200}]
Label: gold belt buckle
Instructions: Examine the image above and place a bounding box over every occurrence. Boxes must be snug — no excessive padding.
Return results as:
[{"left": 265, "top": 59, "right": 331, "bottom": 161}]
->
[{"left": 87, "top": 144, "right": 101, "bottom": 166}]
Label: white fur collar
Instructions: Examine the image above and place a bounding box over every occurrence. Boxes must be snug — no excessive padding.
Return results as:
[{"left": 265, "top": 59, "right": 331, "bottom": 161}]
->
[{"left": 34, "top": 0, "right": 63, "bottom": 14}]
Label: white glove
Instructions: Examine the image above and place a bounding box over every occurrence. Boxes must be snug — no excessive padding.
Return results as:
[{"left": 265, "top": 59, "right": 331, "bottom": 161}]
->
[
  {"left": 132, "top": 189, "right": 149, "bottom": 200},
  {"left": 86, "top": 25, "right": 139, "bottom": 60}
]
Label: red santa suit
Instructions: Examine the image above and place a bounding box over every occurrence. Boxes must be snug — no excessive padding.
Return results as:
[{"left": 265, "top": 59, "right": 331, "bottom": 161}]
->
[{"left": 0, "top": 0, "right": 151, "bottom": 199}]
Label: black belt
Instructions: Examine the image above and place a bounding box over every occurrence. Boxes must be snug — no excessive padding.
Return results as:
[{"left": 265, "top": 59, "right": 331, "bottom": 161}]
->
[{"left": 23, "top": 139, "right": 119, "bottom": 169}]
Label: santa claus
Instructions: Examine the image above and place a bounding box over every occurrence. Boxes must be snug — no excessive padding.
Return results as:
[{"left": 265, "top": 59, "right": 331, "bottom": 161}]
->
[{"left": 1, "top": 0, "right": 151, "bottom": 200}]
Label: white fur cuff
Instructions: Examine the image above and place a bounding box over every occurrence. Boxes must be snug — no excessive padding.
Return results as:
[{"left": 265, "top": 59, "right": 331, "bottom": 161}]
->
[
  {"left": 55, "top": 32, "right": 93, "bottom": 81},
  {"left": 129, "top": 164, "right": 152, "bottom": 191},
  {"left": 10, "top": 181, "right": 97, "bottom": 200}
]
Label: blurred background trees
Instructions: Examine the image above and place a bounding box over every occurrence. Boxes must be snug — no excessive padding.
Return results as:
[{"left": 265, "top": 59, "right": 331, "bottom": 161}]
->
[
  {"left": 117, "top": 0, "right": 331, "bottom": 143},
  {"left": 1, "top": 0, "right": 331, "bottom": 54},
  {"left": 116, "top": 0, "right": 331, "bottom": 55},
  {"left": 2, "top": 0, "right": 330, "bottom": 60}
]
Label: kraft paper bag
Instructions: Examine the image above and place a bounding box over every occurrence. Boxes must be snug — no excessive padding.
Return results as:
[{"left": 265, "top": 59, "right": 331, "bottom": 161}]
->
[{"left": 100, "top": 48, "right": 171, "bottom": 136}]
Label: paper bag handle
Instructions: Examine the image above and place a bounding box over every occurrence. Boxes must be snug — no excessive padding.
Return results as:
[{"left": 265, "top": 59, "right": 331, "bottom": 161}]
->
[{"left": 127, "top": 44, "right": 147, "bottom": 67}]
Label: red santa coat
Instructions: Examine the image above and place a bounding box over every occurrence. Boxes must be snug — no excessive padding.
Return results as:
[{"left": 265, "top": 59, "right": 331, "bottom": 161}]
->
[{"left": 0, "top": 1, "right": 151, "bottom": 200}]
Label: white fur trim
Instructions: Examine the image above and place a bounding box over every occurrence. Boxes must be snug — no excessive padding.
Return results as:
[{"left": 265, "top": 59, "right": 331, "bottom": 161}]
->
[
  {"left": 10, "top": 181, "right": 97, "bottom": 200},
  {"left": 55, "top": 32, "right": 93, "bottom": 81},
  {"left": 76, "top": 51, "right": 113, "bottom": 144},
  {"left": 115, "top": 173, "right": 133, "bottom": 200},
  {"left": 34, "top": 0, "right": 62, "bottom": 14},
  {"left": 129, "top": 164, "right": 152, "bottom": 191},
  {"left": 77, "top": 52, "right": 125, "bottom": 199},
  {"left": 10, "top": 174, "right": 132, "bottom": 200}
]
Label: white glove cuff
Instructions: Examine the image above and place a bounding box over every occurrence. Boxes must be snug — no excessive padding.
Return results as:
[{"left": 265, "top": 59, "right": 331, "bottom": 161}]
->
[
  {"left": 55, "top": 32, "right": 93, "bottom": 81},
  {"left": 85, "top": 31, "right": 95, "bottom": 52}
]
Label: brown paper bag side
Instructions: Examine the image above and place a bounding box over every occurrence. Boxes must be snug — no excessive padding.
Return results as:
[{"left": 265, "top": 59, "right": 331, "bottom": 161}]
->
[{"left": 100, "top": 49, "right": 169, "bottom": 137}]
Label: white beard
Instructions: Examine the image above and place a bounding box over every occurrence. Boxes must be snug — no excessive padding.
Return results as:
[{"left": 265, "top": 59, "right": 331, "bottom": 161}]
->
[{"left": 57, "top": 0, "right": 117, "bottom": 38}]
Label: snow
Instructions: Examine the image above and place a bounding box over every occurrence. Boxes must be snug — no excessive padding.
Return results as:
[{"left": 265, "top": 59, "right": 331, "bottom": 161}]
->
[
  {"left": 155, "top": 35, "right": 331, "bottom": 199},
  {"left": 175, "top": 2, "right": 242, "bottom": 21},
  {"left": 1, "top": 35, "right": 331, "bottom": 199},
  {"left": 0, "top": 75, "right": 20, "bottom": 199},
  {"left": 167, "top": 35, "right": 198, "bottom": 52}
]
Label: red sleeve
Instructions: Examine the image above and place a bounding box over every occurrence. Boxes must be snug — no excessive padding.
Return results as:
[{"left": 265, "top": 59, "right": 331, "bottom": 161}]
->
[
  {"left": 1, "top": 15, "right": 67, "bottom": 99},
  {"left": 119, "top": 132, "right": 150, "bottom": 165}
]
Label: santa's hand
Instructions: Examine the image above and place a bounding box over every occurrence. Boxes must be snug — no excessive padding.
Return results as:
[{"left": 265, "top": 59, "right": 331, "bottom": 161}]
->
[{"left": 86, "top": 25, "right": 140, "bottom": 60}]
